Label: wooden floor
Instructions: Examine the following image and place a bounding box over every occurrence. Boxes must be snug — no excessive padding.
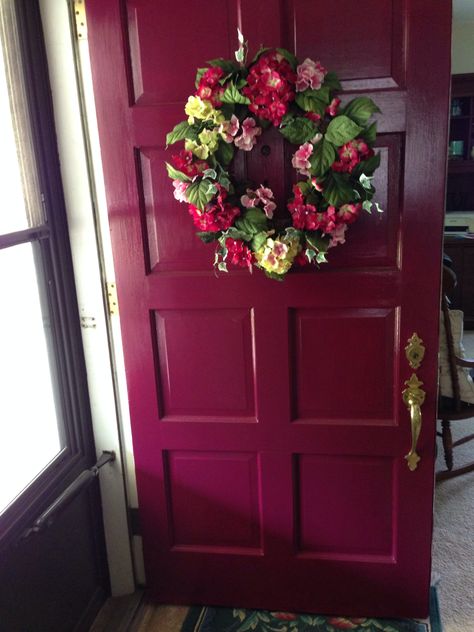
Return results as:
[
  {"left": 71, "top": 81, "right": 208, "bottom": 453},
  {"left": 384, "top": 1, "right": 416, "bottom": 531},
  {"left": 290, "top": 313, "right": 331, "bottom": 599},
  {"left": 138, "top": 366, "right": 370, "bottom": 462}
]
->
[{"left": 89, "top": 592, "right": 189, "bottom": 632}]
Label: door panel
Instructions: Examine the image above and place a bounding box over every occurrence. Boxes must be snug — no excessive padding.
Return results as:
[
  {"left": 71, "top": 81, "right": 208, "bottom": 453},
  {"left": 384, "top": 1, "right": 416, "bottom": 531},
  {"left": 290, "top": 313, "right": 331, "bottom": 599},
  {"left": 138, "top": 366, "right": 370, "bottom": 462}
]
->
[{"left": 87, "top": 0, "right": 450, "bottom": 617}]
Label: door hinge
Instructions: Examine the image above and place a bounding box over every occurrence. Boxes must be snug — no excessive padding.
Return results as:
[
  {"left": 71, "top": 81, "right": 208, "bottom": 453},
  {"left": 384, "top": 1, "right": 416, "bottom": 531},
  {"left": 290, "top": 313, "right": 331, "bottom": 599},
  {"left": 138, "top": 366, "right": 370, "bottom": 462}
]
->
[
  {"left": 73, "top": 0, "right": 88, "bottom": 41},
  {"left": 106, "top": 281, "right": 119, "bottom": 316}
]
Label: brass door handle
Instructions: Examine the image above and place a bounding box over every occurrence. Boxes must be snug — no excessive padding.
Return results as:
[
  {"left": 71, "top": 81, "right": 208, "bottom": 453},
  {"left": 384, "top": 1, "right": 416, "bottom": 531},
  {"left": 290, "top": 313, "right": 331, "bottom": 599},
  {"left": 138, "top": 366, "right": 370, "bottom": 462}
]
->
[{"left": 402, "top": 374, "right": 426, "bottom": 471}]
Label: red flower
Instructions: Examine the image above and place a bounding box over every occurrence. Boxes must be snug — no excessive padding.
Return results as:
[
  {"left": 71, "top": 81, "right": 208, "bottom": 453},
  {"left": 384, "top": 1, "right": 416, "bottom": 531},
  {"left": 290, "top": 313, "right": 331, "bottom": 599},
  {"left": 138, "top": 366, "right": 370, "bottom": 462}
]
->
[
  {"left": 327, "top": 617, "right": 367, "bottom": 629},
  {"left": 225, "top": 238, "right": 254, "bottom": 269},
  {"left": 188, "top": 188, "right": 239, "bottom": 232},
  {"left": 294, "top": 251, "right": 311, "bottom": 266},
  {"left": 243, "top": 51, "right": 296, "bottom": 126},
  {"left": 172, "top": 150, "right": 208, "bottom": 178},
  {"left": 332, "top": 138, "right": 374, "bottom": 174},
  {"left": 272, "top": 612, "right": 298, "bottom": 621},
  {"left": 287, "top": 185, "right": 319, "bottom": 230},
  {"left": 195, "top": 66, "right": 225, "bottom": 106}
]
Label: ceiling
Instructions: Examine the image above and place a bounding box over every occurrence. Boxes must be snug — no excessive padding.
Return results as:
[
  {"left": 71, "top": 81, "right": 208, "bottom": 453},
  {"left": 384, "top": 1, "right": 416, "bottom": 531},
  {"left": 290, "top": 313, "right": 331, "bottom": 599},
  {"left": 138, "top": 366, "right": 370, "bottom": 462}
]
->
[{"left": 453, "top": 0, "right": 474, "bottom": 23}]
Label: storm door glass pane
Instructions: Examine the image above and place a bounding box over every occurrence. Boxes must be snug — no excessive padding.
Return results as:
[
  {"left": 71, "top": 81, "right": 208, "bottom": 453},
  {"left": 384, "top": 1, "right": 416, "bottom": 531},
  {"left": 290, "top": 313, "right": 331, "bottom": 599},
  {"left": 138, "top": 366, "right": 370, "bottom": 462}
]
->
[
  {"left": 0, "top": 0, "right": 44, "bottom": 235},
  {"left": 0, "top": 242, "right": 63, "bottom": 513}
]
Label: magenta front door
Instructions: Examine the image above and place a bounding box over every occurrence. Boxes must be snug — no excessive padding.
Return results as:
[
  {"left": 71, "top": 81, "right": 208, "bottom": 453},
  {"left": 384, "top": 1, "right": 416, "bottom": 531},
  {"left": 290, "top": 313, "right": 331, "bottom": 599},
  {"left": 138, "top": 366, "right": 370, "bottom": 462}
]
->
[{"left": 87, "top": 0, "right": 451, "bottom": 617}]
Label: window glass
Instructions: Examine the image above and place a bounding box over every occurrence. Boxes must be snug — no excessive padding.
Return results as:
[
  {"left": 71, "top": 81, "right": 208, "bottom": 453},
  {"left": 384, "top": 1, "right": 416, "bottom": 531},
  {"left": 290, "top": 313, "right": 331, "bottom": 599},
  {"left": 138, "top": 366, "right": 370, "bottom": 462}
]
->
[{"left": 0, "top": 242, "right": 63, "bottom": 513}]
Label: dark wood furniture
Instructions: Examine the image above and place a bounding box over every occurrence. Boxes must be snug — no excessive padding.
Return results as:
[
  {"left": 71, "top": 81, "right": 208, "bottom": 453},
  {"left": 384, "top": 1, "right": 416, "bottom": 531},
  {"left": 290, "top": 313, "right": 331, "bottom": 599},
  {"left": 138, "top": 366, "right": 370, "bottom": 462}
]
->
[
  {"left": 444, "top": 235, "right": 474, "bottom": 329},
  {"left": 437, "top": 266, "right": 474, "bottom": 481}
]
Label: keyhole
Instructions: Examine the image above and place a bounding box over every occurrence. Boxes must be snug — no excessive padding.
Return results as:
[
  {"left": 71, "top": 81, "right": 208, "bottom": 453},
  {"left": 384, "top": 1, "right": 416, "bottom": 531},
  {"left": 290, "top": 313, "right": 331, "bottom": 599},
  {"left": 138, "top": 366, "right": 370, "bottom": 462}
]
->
[{"left": 261, "top": 145, "right": 271, "bottom": 157}]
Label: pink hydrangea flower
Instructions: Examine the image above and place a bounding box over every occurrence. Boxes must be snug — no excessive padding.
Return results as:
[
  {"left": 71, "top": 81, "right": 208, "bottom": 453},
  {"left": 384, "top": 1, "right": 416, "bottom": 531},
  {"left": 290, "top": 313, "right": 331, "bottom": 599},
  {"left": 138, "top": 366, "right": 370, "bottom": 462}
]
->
[
  {"left": 234, "top": 117, "right": 262, "bottom": 151},
  {"left": 292, "top": 142, "right": 313, "bottom": 176},
  {"left": 172, "top": 179, "right": 189, "bottom": 203},
  {"left": 338, "top": 203, "right": 361, "bottom": 225},
  {"left": 241, "top": 185, "right": 276, "bottom": 218},
  {"left": 220, "top": 114, "right": 240, "bottom": 143},
  {"left": 296, "top": 58, "right": 327, "bottom": 92}
]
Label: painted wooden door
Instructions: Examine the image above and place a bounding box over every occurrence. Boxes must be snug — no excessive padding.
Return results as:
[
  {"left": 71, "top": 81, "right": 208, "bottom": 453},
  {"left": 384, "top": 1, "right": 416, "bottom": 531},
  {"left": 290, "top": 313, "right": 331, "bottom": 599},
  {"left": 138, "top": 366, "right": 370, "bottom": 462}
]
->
[{"left": 87, "top": 0, "right": 450, "bottom": 617}]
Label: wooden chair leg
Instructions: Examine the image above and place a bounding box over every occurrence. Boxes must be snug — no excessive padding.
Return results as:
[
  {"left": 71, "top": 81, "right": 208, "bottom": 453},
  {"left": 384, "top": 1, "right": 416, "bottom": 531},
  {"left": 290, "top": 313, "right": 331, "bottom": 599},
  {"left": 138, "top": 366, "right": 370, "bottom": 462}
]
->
[{"left": 441, "top": 419, "right": 453, "bottom": 471}]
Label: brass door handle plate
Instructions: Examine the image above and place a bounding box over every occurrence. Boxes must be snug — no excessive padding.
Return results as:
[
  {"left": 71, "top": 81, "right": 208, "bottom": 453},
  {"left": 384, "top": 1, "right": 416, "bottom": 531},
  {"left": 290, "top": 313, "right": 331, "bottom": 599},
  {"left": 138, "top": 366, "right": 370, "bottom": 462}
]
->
[{"left": 402, "top": 373, "right": 426, "bottom": 471}]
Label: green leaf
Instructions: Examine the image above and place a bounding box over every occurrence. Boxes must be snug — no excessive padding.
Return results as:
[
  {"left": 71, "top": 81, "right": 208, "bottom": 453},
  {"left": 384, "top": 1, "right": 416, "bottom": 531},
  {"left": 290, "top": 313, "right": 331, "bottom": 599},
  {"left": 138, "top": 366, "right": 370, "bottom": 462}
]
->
[
  {"left": 184, "top": 124, "right": 202, "bottom": 142},
  {"left": 360, "top": 121, "right": 377, "bottom": 143},
  {"left": 362, "top": 199, "right": 373, "bottom": 213},
  {"left": 264, "top": 270, "right": 285, "bottom": 281},
  {"left": 325, "top": 115, "right": 363, "bottom": 146},
  {"left": 305, "top": 231, "right": 330, "bottom": 252},
  {"left": 343, "top": 96, "right": 381, "bottom": 126},
  {"left": 215, "top": 140, "right": 234, "bottom": 166},
  {"left": 217, "top": 261, "right": 228, "bottom": 272},
  {"left": 375, "top": 201, "right": 383, "bottom": 213},
  {"left": 195, "top": 67, "right": 208, "bottom": 88},
  {"left": 323, "top": 71, "right": 342, "bottom": 91},
  {"left": 166, "top": 121, "right": 190, "bottom": 146},
  {"left": 305, "top": 247, "right": 317, "bottom": 262},
  {"left": 218, "top": 172, "right": 231, "bottom": 191},
  {"left": 295, "top": 93, "right": 326, "bottom": 116},
  {"left": 196, "top": 231, "right": 220, "bottom": 243},
  {"left": 165, "top": 162, "right": 191, "bottom": 182},
  {"left": 304, "top": 86, "right": 331, "bottom": 104},
  {"left": 225, "top": 226, "right": 252, "bottom": 241},
  {"left": 251, "top": 231, "right": 268, "bottom": 251},
  {"left": 280, "top": 117, "right": 317, "bottom": 145},
  {"left": 236, "top": 208, "right": 268, "bottom": 237},
  {"left": 221, "top": 83, "right": 250, "bottom": 104},
  {"left": 276, "top": 47, "right": 297, "bottom": 69},
  {"left": 322, "top": 172, "right": 355, "bottom": 206},
  {"left": 251, "top": 46, "right": 271, "bottom": 64},
  {"left": 309, "top": 138, "right": 336, "bottom": 176},
  {"left": 354, "top": 152, "right": 381, "bottom": 177},
  {"left": 207, "top": 58, "right": 238, "bottom": 74},
  {"left": 186, "top": 179, "right": 217, "bottom": 210}
]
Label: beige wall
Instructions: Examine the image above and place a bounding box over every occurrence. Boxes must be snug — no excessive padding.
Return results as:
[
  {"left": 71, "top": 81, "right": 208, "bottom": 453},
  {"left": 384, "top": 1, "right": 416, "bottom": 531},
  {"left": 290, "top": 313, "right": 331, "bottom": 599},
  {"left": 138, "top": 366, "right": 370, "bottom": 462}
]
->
[{"left": 452, "top": 20, "right": 474, "bottom": 74}]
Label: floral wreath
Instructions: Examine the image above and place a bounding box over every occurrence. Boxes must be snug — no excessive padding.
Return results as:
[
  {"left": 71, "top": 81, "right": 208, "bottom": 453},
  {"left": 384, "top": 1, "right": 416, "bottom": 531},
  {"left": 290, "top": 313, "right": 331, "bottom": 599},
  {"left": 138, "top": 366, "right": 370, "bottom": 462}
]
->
[{"left": 165, "top": 32, "right": 383, "bottom": 280}]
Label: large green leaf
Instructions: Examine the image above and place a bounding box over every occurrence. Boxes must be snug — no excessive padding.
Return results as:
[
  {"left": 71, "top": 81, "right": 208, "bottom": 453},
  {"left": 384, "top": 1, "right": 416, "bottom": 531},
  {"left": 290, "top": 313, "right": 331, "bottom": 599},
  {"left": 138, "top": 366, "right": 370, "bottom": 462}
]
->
[
  {"left": 236, "top": 208, "right": 268, "bottom": 236},
  {"left": 303, "top": 86, "right": 331, "bottom": 104},
  {"left": 305, "top": 231, "right": 330, "bottom": 252},
  {"left": 322, "top": 172, "right": 355, "bottom": 206},
  {"left": 352, "top": 152, "right": 381, "bottom": 177},
  {"left": 165, "top": 162, "right": 191, "bottom": 182},
  {"left": 360, "top": 121, "right": 378, "bottom": 143},
  {"left": 280, "top": 117, "right": 317, "bottom": 145},
  {"left": 215, "top": 140, "right": 234, "bottom": 166},
  {"left": 295, "top": 93, "right": 326, "bottom": 116},
  {"left": 196, "top": 231, "right": 220, "bottom": 243},
  {"left": 221, "top": 83, "right": 250, "bottom": 104},
  {"left": 251, "top": 231, "right": 268, "bottom": 251},
  {"left": 343, "top": 97, "right": 381, "bottom": 126},
  {"left": 323, "top": 71, "right": 342, "bottom": 91},
  {"left": 309, "top": 138, "right": 336, "bottom": 176},
  {"left": 186, "top": 179, "right": 217, "bottom": 210},
  {"left": 207, "top": 58, "right": 239, "bottom": 74},
  {"left": 325, "top": 115, "right": 363, "bottom": 146},
  {"left": 166, "top": 121, "right": 190, "bottom": 146}
]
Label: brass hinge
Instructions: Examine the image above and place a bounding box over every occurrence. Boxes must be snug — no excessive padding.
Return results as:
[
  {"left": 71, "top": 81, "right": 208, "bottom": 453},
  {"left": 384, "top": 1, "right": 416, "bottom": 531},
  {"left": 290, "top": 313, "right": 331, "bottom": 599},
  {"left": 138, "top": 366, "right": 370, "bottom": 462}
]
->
[
  {"left": 106, "top": 282, "right": 119, "bottom": 316},
  {"left": 73, "top": 0, "right": 87, "bottom": 40}
]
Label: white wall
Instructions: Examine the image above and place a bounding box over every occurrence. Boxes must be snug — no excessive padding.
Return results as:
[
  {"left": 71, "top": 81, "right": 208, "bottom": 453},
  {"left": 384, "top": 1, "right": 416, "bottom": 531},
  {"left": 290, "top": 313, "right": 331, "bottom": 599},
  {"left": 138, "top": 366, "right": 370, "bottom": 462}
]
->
[{"left": 452, "top": 20, "right": 474, "bottom": 74}]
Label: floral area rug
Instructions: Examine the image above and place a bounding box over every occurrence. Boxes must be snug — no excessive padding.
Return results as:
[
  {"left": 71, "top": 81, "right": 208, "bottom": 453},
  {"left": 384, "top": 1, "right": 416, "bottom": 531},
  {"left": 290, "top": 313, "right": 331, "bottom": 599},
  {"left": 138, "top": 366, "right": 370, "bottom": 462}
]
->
[{"left": 181, "top": 588, "right": 442, "bottom": 632}]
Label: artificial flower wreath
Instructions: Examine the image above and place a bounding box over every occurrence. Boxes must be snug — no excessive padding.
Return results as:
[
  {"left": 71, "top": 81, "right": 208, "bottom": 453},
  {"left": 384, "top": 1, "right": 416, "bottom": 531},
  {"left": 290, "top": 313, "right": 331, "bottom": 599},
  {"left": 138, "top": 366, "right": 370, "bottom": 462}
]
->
[{"left": 165, "top": 32, "right": 383, "bottom": 280}]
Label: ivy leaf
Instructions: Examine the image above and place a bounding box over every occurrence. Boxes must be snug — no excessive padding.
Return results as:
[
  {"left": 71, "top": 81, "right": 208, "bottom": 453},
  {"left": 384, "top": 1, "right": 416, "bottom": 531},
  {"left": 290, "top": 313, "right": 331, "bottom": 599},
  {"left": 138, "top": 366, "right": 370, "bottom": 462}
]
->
[
  {"left": 310, "top": 138, "right": 336, "bottom": 176},
  {"left": 275, "top": 47, "right": 298, "bottom": 70},
  {"left": 280, "top": 117, "right": 317, "bottom": 145},
  {"left": 166, "top": 121, "right": 190, "bottom": 146},
  {"left": 215, "top": 140, "right": 234, "bottom": 166},
  {"left": 251, "top": 231, "right": 268, "bottom": 251},
  {"left": 165, "top": 162, "right": 191, "bottom": 182},
  {"left": 322, "top": 172, "right": 355, "bottom": 206},
  {"left": 362, "top": 200, "right": 373, "bottom": 213},
  {"left": 196, "top": 231, "right": 220, "bottom": 243},
  {"left": 343, "top": 97, "right": 381, "bottom": 126},
  {"left": 375, "top": 201, "right": 383, "bottom": 213},
  {"left": 360, "top": 121, "right": 377, "bottom": 143},
  {"left": 305, "top": 248, "right": 317, "bottom": 262},
  {"left": 218, "top": 172, "right": 231, "bottom": 190},
  {"left": 217, "top": 261, "right": 228, "bottom": 272},
  {"left": 195, "top": 67, "right": 208, "bottom": 88},
  {"left": 323, "top": 71, "right": 342, "bottom": 91},
  {"left": 305, "top": 231, "right": 330, "bottom": 253},
  {"left": 325, "top": 115, "right": 363, "bottom": 146},
  {"left": 203, "top": 168, "right": 217, "bottom": 180},
  {"left": 207, "top": 58, "right": 239, "bottom": 74},
  {"left": 221, "top": 83, "right": 250, "bottom": 104},
  {"left": 186, "top": 179, "right": 217, "bottom": 210}
]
